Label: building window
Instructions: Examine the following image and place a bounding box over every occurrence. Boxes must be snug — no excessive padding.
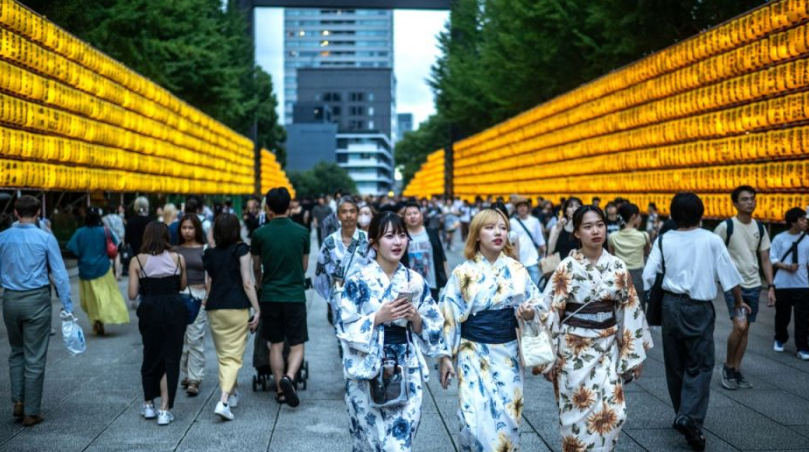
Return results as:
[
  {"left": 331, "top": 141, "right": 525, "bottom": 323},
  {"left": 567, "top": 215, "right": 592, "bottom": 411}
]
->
[
  {"left": 368, "top": 107, "right": 374, "bottom": 116},
  {"left": 350, "top": 92, "right": 364, "bottom": 102},
  {"left": 368, "top": 93, "right": 375, "bottom": 101},
  {"left": 332, "top": 106, "right": 341, "bottom": 116},
  {"left": 349, "top": 120, "right": 365, "bottom": 130},
  {"left": 368, "top": 120, "right": 374, "bottom": 129},
  {"left": 349, "top": 106, "right": 364, "bottom": 116},
  {"left": 323, "top": 92, "right": 342, "bottom": 102}
]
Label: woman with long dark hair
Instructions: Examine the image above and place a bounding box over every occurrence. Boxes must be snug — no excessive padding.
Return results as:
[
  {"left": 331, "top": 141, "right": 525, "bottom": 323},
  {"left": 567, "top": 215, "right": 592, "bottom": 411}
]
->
[
  {"left": 438, "top": 208, "right": 542, "bottom": 451},
  {"left": 337, "top": 212, "right": 445, "bottom": 450},
  {"left": 174, "top": 214, "right": 208, "bottom": 396},
  {"left": 128, "top": 222, "right": 187, "bottom": 426},
  {"left": 539, "top": 206, "right": 652, "bottom": 451},
  {"left": 67, "top": 207, "right": 130, "bottom": 336}
]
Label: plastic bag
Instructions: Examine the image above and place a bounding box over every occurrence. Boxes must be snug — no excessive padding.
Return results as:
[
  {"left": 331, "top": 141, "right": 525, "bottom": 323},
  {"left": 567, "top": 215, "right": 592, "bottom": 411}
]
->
[{"left": 60, "top": 311, "right": 86, "bottom": 356}]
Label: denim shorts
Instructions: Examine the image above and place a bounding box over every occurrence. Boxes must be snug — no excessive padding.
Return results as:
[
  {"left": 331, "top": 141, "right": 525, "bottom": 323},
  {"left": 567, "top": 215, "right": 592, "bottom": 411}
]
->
[{"left": 724, "top": 286, "right": 761, "bottom": 323}]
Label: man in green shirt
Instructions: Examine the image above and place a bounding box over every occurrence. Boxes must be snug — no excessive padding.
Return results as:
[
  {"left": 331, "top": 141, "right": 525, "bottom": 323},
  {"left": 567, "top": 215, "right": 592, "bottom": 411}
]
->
[{"left": 251, "top": 187, "right": 310, "bottom": 407}]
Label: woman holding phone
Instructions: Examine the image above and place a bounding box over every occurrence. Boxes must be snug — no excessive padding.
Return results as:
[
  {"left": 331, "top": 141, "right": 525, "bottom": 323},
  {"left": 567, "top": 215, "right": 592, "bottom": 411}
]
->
[
  {"left": 438, "top": 208, "right": 543, "bottom": 451},
  {"left": 337, "top": 212, "right": 446, "bottom": 451}
]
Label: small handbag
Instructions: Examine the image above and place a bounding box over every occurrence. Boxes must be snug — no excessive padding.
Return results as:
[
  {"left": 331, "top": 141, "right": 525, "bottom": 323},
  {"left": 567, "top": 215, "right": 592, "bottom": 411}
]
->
[
  {"left": 104, "top": 227, "right": 118, "bottom": 259},
  {"left": 180, "top": 288, "right": 202, "bottom": 325},
  {"left": 646, "top": 236, "right": 665, "bottom": 327},
  {"left": 517, "top": 317, "right": 555, "bottom": 367},
  {"left": 369, "top": 353, "right": 409, "bottom": 409},
  {"left": 540, "top": 252, "right": 561, "bottom": 276}
]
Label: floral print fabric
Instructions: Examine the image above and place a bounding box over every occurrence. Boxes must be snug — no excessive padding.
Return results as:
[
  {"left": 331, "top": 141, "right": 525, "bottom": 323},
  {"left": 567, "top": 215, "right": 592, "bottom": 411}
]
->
[
  {"left": 538, "top": 250, "right": 653, "bottom": 452},
  {"left": 338, "top": 261, "right": 445, "bottom": 451},
  {"left": 315, "top": 228, "right": 370, "bottom": 323},
  {"left": 440, "top": 252, "right": 542, "bottom": 452}
]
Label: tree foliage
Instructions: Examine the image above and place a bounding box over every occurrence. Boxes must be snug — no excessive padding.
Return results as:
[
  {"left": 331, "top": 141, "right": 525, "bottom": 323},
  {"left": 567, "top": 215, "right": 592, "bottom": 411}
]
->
[
  {"left": 395, "top": 0, "right": 766, "bottom": 187},
  {"left": 288, "top": 162, "right": 357, "bottom": 198},
  {"left": 23, "top": 0, "right": 284, "bottom": 164}
]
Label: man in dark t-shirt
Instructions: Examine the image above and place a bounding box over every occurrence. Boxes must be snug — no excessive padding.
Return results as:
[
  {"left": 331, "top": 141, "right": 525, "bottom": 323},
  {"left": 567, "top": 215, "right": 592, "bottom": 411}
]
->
[{"left": 251, "top": 187, "right": 310, "bottom": 408}]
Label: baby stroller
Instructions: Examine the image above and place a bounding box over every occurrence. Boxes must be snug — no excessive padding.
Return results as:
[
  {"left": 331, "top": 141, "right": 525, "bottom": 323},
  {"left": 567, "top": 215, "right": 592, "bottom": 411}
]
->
[
  {"left": 251, "top": 277, "right": 312, "bottom": 392},
  {"left": 251, "top": 322, "right": 309, "bottom": 392}
]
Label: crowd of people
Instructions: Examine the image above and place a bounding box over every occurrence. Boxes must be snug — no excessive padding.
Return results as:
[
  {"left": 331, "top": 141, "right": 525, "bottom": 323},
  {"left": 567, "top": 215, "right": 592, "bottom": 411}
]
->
[{"left": 0, "top": 184, "right": 806, "bottom": 452}]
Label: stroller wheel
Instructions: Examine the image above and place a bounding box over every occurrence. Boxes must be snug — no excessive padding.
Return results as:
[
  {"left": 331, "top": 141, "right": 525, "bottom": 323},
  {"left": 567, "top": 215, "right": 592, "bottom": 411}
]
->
[{"left": 252, "top": 375, "right": 258, "bottom": 392}]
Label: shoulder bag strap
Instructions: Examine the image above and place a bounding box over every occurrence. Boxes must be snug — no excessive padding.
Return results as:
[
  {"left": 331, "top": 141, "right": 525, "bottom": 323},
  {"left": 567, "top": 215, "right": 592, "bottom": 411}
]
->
[
  {"left": 561, "top": 259, "right": 612, "bottom": 324},
  {"left": 782, "top": 232, "right": 806, "bottom": 263},
  {"left": 515, "top": 217, "right": 539, "bottom": 248},
  {"left": 659, "top": 234, "right": 666, "bottom": 275},
  {"left": 135, "top": 255, "right": 147, "bottom": 277},
  {"left": 724, "top": 218, "right": 734, "bottom": 247}
]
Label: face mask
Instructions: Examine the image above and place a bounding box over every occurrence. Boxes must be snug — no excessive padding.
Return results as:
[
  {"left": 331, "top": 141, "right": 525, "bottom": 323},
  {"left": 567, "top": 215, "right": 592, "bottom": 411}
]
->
[{"left": 358, "top": 214, "right": 371, "bottom": 227}]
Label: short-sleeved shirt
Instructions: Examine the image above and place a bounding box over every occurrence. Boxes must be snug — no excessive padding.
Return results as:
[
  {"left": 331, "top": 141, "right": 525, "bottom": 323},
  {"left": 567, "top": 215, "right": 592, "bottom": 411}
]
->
[
  {"left": 608, "top": 229, "right": 649, "bottom": 270},
  {"left": 510, "top": 216, "right": 546, "bottom": 267},
  {"left": 714, "top": 217, "right": 771, "bottom": 289},
  {"left": 204, "top": 243, "right": 250, "bottom": 310},
  {"left": 408, "top": 229, "right": 437, "bottom": 289},
  {"left": 770, "top": 231, "right": 809, "bottom": 289},
  {"left": 251, "top": 217, "right": 310, "bottom": 302}
]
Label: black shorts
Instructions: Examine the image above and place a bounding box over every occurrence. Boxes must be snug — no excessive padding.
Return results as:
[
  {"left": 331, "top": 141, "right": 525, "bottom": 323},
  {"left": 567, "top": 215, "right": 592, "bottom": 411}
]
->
[{"left": 261, "top": 302, "right": 308, "bottom": 346}]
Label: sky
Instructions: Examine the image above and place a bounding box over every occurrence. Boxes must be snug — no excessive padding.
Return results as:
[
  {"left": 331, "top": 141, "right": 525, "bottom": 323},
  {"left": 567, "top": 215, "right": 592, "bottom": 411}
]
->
[{"left": 253, "top": 8, "right": 449, "bottom": 130}]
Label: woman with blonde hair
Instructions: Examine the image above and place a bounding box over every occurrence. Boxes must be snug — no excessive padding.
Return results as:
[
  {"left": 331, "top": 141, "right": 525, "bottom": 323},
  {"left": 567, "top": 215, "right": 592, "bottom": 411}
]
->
[{"left": 438, "top": 208, "right": 543, "bottom": 451}]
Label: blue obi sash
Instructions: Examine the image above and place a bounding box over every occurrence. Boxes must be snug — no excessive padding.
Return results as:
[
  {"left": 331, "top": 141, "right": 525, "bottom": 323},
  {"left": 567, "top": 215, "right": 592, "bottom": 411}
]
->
[{"left": 460, "top": 308, "right": 518, "bottom": 344}]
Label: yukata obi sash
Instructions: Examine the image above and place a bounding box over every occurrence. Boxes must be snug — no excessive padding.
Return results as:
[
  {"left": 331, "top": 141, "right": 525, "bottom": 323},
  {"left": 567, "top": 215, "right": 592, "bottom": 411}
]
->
[{"left": 460, "top": 308, "right": 517, "bottom": 344}]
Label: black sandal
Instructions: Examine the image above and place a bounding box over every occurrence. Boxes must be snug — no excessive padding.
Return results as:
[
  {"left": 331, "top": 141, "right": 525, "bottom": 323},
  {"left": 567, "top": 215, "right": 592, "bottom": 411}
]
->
[
  {"left": 275, "top": 392, "right": 286, "bottom": 404},
  {"left": 279, "top": 376, "right": 299, "bottom": 407}
]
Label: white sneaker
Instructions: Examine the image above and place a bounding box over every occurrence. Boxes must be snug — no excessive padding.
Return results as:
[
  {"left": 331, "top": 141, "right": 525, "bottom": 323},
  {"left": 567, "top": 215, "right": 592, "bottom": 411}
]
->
[
  {"left": 798, "top": 351, "right": 809, "bottom": 361},
  {"left": 157, "top": 410, "right": 174, "bottom": 426},
  {"left": 774, "top": 341, "right": 785, "bottom": 352},
  {"left": 141, "top": 403, "right": 157, "bottom": 419},
  {"left": 214, "top": 401, "right": 234, "bottom": 421},
  {"left": 228, "top": 390, "right": 240, "bottom": 408}
]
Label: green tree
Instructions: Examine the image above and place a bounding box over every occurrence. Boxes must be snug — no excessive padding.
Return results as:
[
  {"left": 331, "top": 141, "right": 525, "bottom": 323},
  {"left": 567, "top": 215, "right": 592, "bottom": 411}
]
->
[{"left": 288, "top": 162, "right": 357, "bottom": 198}]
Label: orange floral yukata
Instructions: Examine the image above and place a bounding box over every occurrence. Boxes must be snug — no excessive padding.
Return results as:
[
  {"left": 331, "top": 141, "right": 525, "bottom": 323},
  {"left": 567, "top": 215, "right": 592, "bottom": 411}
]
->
[{"left": 537, "top": 250, "right": 652, "bottom": 452}]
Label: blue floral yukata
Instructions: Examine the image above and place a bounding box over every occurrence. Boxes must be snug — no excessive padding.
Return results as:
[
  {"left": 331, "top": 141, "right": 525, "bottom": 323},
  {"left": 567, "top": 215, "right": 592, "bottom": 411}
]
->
[
  {"left": 440, "top": 252, "right": 543, "bottom": 452},
  {"left": 338, "top": 261, "right": 446, "bottom": 451},
  {"left": 315, "top": 228, "right": 370, "bottom": 327}
]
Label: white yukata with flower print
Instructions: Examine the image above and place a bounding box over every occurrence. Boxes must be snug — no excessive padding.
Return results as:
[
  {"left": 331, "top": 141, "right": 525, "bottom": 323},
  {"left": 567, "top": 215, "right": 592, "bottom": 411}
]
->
[
  {"left": 537, "top": 250, "right": 652, "bottom": 452},
  {"left": 440, "top": 252, "right": 543, "bottom": 452},
  {"left": 338, "top": 261, "right": 446, "bottom": 452}
]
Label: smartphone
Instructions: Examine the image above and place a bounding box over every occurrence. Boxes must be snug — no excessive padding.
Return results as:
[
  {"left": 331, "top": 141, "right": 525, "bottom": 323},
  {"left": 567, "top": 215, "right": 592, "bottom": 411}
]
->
[{"left": 397, "top": 291, "right": 415, "bottom": 303}]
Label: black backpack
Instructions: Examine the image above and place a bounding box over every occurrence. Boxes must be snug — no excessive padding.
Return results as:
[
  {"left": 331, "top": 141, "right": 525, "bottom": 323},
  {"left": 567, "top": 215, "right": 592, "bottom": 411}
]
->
[{"left": 724, "top": 218, "right": 765, "bottom": 251}]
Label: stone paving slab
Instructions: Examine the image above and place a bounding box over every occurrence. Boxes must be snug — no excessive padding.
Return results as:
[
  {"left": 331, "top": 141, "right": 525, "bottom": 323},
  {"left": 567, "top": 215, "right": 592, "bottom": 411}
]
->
[{"left": 0, "top": 233, "right": 807, "bottom": 451}]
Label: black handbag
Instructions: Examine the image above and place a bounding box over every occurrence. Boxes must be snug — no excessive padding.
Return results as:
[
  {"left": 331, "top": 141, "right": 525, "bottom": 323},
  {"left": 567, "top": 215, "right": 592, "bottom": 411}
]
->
[{"left": 646, "top": 236, "right": 665, "bottom": 326}]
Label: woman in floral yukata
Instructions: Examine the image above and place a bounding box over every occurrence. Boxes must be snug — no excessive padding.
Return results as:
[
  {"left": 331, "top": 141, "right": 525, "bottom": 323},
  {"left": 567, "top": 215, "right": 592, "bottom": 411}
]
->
[
  {"left": 538, "top": 205, "right": 653, "bottom": 452},
  {"left": 337, "top": 212, "right": 446, "bottom": 451},
  {"left": 438, "top": 208, "right": 543, "bottom": 452}
]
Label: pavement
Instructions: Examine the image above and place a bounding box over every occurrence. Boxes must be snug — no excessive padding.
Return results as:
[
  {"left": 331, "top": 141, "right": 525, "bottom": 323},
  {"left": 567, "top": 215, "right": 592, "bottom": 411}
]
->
[{"left": 0, "top": 233, "right": 809, "bottom": 451}]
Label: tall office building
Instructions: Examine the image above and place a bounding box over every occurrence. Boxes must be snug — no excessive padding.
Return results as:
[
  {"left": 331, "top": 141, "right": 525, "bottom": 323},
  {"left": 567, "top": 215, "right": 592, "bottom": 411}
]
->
[
  {"left": 296, "top": 68, "right": 395, "bottom": 195},
  {"left": 283, "top": 8, "right": 394, "bottom": 124}
]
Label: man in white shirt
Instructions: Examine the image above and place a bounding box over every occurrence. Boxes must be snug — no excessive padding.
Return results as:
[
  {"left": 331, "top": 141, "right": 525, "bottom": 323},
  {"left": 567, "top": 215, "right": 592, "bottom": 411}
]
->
[
  {"left": 769, "top": 207, "right": 809, "bottom": 360},
  {"left": 643, "top": 193, "right": 743, "bottom": 452},
  {"left": 509, "top": 196, "right": 546, "bottom": 286},
  {"left": 713, "top": 185, "right": 775, "bottom": 391}
]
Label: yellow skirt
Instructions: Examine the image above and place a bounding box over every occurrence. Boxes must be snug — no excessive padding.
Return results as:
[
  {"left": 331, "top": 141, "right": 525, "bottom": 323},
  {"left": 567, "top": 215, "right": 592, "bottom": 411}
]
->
[{"left": 79, "top": 268, "right": 130, "bottom": 325}]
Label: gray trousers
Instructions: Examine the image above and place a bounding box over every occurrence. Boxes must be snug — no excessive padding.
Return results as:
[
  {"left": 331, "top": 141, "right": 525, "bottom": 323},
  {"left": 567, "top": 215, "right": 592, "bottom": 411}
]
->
[
  {"left": 661, "top": 293, "right": 715, "bottom": 427},
  {"left": 2, "top": 287, "right": 52, "bottom": 416}
]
